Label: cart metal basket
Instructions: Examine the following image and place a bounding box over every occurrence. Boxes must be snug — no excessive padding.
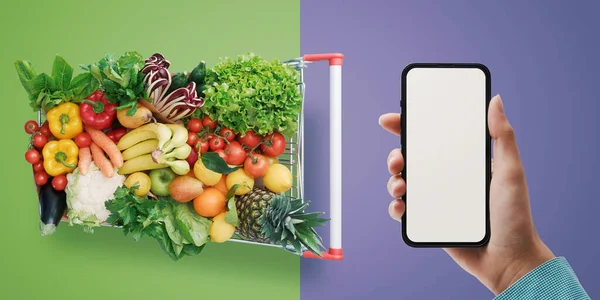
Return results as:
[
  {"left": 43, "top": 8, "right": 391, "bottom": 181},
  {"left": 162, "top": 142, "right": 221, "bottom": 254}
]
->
[{"left": 34, "top": 52, "right": 344, "bottom": 261}]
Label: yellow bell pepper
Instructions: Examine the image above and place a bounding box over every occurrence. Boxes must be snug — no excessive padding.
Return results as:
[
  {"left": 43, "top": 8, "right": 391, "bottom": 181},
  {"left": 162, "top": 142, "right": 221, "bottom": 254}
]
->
[
  {"left": 42, "top": 139, "right": 79, "bottom": 177},
  {"left": 46, "top": 102, "right": 83, "bottom": 139}
]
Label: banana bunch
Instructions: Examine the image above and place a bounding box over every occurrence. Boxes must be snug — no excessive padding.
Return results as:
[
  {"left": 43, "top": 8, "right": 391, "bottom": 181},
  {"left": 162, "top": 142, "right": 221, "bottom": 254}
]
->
[{"left": 117, "top": 123, "right": 192, "bottom": 175}]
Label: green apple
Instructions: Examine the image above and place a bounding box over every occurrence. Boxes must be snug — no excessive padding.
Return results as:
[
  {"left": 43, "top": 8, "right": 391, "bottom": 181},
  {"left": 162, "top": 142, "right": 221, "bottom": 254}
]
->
[{"left": 149, "top": 168, "right": 176, "bottom": 196}]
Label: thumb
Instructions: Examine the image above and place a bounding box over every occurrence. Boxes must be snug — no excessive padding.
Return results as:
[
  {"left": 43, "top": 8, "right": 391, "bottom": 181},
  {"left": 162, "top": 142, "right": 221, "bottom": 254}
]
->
[{"left": 488, "top": 95, "right": 524, "bottom": 177}]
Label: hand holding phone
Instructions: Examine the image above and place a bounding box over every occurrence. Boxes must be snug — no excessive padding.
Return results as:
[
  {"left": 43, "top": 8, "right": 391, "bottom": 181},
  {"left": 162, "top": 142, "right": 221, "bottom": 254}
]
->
[{"left": 381, "top": 93, "right": 557, "bottom": 295}]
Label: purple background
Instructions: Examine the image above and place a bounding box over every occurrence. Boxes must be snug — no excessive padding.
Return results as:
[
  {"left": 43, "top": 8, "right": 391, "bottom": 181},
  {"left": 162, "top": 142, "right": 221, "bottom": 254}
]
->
[{"left": 300, "top": 0, "right": 599, "bottom": 299}]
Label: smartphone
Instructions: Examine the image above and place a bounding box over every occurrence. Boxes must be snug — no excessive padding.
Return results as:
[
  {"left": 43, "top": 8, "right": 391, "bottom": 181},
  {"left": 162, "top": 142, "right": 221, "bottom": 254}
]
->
[{"left": 400, "top": 63, "right": 491, "bottom": 247}]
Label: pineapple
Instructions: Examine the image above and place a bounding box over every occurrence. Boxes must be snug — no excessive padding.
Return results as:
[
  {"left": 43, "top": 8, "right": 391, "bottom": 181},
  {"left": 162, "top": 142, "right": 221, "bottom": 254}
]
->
[{"left": 235, "top": 187, "right": 328, "bottom": 256}]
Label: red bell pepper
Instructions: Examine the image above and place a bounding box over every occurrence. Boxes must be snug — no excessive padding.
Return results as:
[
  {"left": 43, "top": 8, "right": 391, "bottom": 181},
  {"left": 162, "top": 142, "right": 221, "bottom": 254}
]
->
[{"left": 80, "top": 90, "right": 117, "bottom": 130}]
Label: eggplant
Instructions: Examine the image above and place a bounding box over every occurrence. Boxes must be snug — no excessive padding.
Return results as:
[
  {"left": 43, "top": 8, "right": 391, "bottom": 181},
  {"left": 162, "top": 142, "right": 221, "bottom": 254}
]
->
[
  {"left": 38, "top": 182, "right": 67, "bottom": 236},
  {"left": 188, "top": 61, "right": 206, "bottom": 86}
]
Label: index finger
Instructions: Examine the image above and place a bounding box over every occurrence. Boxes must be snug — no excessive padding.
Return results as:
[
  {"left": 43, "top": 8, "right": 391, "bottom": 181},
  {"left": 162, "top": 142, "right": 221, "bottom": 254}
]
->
[{"left": 379, "top": 113, "right": 401, "bottom": 136}]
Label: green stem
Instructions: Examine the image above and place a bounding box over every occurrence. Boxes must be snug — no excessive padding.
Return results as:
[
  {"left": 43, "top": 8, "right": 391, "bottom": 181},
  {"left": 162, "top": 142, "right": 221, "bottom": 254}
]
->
[
  {"left": 81, "top": 99, "right": 105, "bottom": 114},
  {"left": 55, "top": 151, "right": 77, "bottom": 169},
  {"left": 59, "top": 113, "right": 70, "bottom": 135}
]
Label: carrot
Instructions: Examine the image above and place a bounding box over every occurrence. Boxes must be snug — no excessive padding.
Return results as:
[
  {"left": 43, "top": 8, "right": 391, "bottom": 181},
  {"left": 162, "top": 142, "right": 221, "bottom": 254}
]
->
[
  {"left": 85, "top": 125, "right": 124, "bottom": 168},
  {"left": 78, "top": 147, "right": 92, "bottom": 175},
  {"left": 90, "top": 142, "right": 114, "bottom": 178}
]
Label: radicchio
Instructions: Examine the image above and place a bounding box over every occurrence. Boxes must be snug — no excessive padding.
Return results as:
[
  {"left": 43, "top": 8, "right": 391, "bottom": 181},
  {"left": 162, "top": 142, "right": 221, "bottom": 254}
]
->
[{"left": 141, "top": 53, "right": 204, "bottom": 121}]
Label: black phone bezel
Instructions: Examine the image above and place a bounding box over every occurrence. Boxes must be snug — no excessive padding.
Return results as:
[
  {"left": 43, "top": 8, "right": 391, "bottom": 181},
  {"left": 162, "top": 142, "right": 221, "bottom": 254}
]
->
[{"left": 400, "top": 63, "right": 492, "bottom": 248}]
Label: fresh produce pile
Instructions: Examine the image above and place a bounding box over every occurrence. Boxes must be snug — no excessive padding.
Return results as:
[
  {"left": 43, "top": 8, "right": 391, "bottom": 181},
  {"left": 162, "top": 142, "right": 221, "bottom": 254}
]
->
[{"left": 16, "top": 52, "right": 328, "bottom": 260}]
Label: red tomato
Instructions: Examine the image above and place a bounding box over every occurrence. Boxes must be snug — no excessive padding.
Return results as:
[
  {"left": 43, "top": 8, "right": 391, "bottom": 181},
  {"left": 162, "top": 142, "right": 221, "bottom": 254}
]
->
[
  {"left": 24, "top": 120, "right": 39, "bottom": 134},
  {"left": 32, "top": 161, "right": 45, "bottom": 173},
  {"left": 106, "top": 131, "right": 116, "bottom": 143},
  {"left": 187, "top": 132, "right": 199, "bottom": 146},
  {"left": 202, "top": 115, "right": 218, "bottom": 129},
  {"left": 32, "top": 133, "right": 48, "bottom": 149},
  {"left": 111, "top": 128, "right": 127, "bottom": 143},
  {"left": 260, "top": 133, "right": 286, "bottom": 157},
  {"left": 74, "top": 132, "right": 92, "bottom": 148},
  {"left": 237, "top": 130, "right": 261, "bottom": 149},
  {"left": 220, "top": 128, "right": 235, "bottom": 142},
  {"left": 34, "top": 171, "right": 49, "bottom": 186},
  {"left": 209, "top": 136, "right": 225, "bottom": 151},
  {"left": 52, "top": 175, "right": 68, "bottom": 191},
  {"left": 39, "top": 122, "right": 51, "bottom": 137},
  {"left": 224, "top": 141, "right": 246, "bottom": 165},
  {"left": 244, "top": 154, "right": 269, "bottom": 178},
  {"left": 195, "top": 140, "right": 209, "bottom": 154},
  {"left": 215, "top": 149, "right": 228, "bottom": 161},
  {"left": 25, "top": 149, "right": 41, "bottom": 164},
  {"left": 187, "top": 118, "right": 203, "bottom": 133}
]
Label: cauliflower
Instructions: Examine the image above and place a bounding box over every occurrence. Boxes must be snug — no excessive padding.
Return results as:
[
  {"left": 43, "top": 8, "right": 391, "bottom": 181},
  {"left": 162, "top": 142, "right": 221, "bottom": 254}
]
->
[{"left": 65, "top": 162, "right": 126, "bottom": 232}]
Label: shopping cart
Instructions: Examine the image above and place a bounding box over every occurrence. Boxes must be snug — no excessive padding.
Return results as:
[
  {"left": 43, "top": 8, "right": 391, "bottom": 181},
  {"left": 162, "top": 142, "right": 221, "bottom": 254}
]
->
[{"left": 34, "top": 52, "right": 345, "bottom": 261}]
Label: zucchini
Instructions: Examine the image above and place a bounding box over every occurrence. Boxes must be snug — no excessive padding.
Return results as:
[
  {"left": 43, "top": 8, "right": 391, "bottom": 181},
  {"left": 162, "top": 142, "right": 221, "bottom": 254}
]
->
[
  {"left": 39, "top": 182, "right": 67, "bottom": 236},
  {"left": 166, "top": 72, "right": 189, "bottom": 95},
  {"left": 188, "top": 61, "right": 206, "bottom": 86}
]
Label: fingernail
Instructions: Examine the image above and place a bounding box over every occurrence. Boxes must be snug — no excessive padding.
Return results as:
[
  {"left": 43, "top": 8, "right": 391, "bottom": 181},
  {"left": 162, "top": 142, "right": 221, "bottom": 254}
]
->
[
  {"left": 496, "top": 94, "right": 504, "bottom": 113},
  {"left": 378, "top": 115, "right": 384, "bottom": 125}
]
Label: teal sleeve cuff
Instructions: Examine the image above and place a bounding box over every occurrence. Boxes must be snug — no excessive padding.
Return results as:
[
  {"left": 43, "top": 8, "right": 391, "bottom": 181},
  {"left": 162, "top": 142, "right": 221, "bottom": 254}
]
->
[{"left": 494, "top": 257, "right": 590, "bottom": 300}]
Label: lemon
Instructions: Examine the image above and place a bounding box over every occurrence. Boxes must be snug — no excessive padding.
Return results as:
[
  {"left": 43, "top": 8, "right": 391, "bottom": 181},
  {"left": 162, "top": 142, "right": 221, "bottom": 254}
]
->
[
  {"left": 210, "top": 212, "right": 236, "bottom": 243},
  {"left": 124, "top": 172, "right": 152, "bottom": 197},
  {"left": 194, "top": 159, "right": 222, "bottom": 186},
  {"left": 263, "top": 163, "right": 293, "bottom": 193},
  {"left": 226, "top": 168, "right": 254, "bottom": 195}
]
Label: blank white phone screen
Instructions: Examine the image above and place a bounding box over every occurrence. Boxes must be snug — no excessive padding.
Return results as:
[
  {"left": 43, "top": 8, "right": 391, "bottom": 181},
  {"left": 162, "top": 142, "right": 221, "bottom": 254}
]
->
[{"left": 405, "top": 67, "right": 487, "bottom": 243}]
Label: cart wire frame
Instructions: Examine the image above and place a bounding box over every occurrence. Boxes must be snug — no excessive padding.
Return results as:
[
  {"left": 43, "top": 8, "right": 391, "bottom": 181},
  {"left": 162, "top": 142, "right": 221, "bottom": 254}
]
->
[{"left": 34, "top": 53, "right": 344, "bottom": 261}]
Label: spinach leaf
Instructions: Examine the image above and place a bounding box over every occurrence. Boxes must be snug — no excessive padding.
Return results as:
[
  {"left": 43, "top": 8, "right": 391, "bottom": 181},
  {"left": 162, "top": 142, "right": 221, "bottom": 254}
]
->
[{"left": 51, "top": 55, "right": 73, "bottom": 90}]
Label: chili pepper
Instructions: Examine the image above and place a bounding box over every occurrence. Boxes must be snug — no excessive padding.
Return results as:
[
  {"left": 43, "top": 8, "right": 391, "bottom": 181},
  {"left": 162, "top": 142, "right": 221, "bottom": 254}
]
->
[
  {"left": 80, "top": 90, "right": 117, "bottom": 130},
  {"left": 46, "top": 102, "right": 84, "bottom": 139},
  {"left": 42, "top": 139, "right": 79, "bottom": 177}
]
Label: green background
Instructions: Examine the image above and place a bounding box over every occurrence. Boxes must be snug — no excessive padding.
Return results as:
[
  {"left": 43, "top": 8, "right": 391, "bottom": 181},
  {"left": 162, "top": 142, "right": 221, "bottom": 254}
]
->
[{"left": 0, "top": 0, "right": 300, "bottom": 299}]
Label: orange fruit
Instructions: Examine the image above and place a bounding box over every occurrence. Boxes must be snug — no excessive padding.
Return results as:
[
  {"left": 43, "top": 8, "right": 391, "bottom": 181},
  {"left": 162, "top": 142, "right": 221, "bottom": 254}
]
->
[
  {"left": 214, "top": 175, "right": 228, "bottom": 196},
  {"left": 193, "top": 187, "right": 227, "bottom": 218}
]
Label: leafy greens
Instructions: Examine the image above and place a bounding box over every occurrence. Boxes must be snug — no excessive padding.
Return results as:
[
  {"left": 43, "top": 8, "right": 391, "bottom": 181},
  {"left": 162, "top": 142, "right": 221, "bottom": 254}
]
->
[
  {"left": 82, "top": 52, "right": 147, "bottom": 116},
  {"left": 105, "top": 185, "right": 208, "bottom": 261},
  {"left": 200, "top": 53, "right": 302, "bottom": 136},
  {"left": 14, "top": 55, "right": 99, "bottom": 111}
]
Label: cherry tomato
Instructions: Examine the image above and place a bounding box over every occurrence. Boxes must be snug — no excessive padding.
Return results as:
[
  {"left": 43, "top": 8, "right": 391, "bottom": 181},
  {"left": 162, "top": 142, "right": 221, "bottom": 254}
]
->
[
  {"left": 237, "top": 130, "right": 261, "bottom": 149},
  {"left": 244, "top": 154, "right": 269, "bottom": 178},
  {"left": 32, "top": 161, "right": 45, "bottom": 173},
  {"left": 106, "top": 131, "right": 117, "bottom": 143},
  {"left": 187, "top": 132, "right": 199, "bottom": 146},
  {"left": 209, "top": 136, "right": 225, "bottom": 151},
  {"left": 25, "top": 149, "right": 41, "bottom": 164},
  {"left": 24, "top": 120, "right": 39, "bottom": 134},
  {"left": 34, "top": 171, "right": 49, "bottom": 186},
  {"left": 187, "top": 118, "right": 203, "bottom": 133},
  {"left": 52, "top": 175, "right": 68, "bottom": 191},
  {"left": 39, "top": 121, "right": 51, "bottom": 137},
  {"left": 32, "top": 133, "right": 48, "bottom": 149},
  {"left": 220, "top": 128, "right": 236, "bottom": 142},
  {"left": 224, "top": 141, "right": 246, "bottom": 165},
  {"left": 215, "top": 149, "right": 228, "bottom": 161},
  {"left": 111, "top": 128, "right": 127, "bottom": 143},
  {"left": 260, "top": 132, "right": 287, "bottom": 157},
  {"left": 74, "top": 132, "right": 92, "bottom": 148},
  {"left": 202, "top": 115, "right": 218, "bottom": 129},
  {"left": 194, "top": 140, "right": 209, "bottom": 154}
]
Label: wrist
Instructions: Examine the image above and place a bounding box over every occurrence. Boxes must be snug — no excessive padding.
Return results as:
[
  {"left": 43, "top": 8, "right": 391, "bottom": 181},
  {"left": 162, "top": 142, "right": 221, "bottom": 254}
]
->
[{"left": 491, "top": 240, "right": 556, "bottom": 295}]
